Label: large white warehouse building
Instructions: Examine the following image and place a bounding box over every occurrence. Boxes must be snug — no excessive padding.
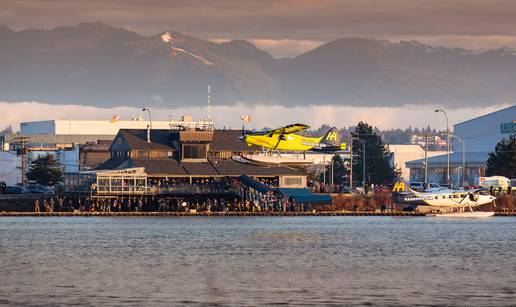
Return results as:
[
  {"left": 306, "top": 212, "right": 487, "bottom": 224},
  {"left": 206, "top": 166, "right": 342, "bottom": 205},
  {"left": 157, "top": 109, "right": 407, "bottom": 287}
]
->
[
  {"left": 406, "top": 105, "right": 516, "bottom": 186},
  {"left": 20, "top": 118, "right": 209, "bottom": 135},
  {"left": 453, "top": 105, "right": 516, "bottom": 153}
]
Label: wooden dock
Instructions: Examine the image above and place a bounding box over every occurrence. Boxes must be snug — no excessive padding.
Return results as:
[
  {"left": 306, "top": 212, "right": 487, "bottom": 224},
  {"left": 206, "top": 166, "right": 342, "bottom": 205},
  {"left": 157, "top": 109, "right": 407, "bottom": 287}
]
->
[
  {"left": 1, "top": 211, "right": 514, "bottom": 217},
  {"left": 0, "top": 211, "right": 427, "bottom": 217}
]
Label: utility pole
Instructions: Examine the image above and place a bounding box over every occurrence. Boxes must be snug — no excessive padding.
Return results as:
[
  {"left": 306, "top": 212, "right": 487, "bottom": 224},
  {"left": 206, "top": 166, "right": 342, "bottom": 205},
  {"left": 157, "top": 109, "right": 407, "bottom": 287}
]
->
[
  {"left": 424, "top": 134, "right": 428, "bottom": 183},
  {"left": 350, "top": 133, "right": 369, "bottom": 192},
  {"left": 362, "top": 140, "right": 366, "bottom": 190},
  {"left": 349, "top": 139, "right": 353, "bottom": 193},
  {"left": 323, "top": 154, "right": 326, "bottom": 192},
  {"left": 331, "top": 155, "right": 334, "bottom": 193},
  {"left": 462, "top": 138, "right": 465, "bottom": 187},
  {"left": 455, "top": 136, "right": 466, "bottom": 187},
  {"left": 435, "top": 109, "right": 450, "bottom": 187},
  {"left": 207, "top": 84, "right": 212, "bottom": 122},
  {"left": 14, "top": 137, "right": 30, "bottom": 186},
  {"left": 142, "top": 107, "right": 152, "bottom": 143}
]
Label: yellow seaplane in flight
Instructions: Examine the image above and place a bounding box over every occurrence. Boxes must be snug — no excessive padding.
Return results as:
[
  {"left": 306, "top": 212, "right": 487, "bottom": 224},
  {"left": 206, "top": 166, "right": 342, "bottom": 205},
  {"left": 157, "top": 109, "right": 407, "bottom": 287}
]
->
[{"left": 238, "top": 123, "right": 346, "bottom": 152}]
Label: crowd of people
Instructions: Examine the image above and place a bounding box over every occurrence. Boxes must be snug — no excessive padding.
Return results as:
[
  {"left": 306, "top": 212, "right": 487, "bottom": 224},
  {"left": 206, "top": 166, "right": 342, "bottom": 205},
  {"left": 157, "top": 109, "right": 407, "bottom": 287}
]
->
[{"left": 33, "top": 196, "right": 310, "bottom": 213}]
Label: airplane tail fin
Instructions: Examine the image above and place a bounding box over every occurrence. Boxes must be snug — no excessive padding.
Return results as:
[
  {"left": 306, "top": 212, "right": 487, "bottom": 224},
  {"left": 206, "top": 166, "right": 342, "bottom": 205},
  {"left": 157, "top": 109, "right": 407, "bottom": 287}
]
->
[
  {"left": 392, "top": 180, "right": 409, "bottom": 193},
  {"left": 320, "top": 127, "right": 340, "bottom": 147}
]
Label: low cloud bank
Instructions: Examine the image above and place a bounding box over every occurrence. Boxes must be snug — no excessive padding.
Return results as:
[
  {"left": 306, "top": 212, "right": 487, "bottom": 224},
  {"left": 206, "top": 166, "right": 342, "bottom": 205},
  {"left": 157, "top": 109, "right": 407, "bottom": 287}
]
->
[{"left": 0, "top": 101, "right": 511, "bottom": 132}]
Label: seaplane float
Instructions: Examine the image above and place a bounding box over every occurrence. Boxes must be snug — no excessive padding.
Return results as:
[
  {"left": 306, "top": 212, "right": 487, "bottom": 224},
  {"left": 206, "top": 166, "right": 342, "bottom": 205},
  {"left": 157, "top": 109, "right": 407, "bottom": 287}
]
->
[{"left": 392, "top": 181, "right": 496, "bottom": 218}]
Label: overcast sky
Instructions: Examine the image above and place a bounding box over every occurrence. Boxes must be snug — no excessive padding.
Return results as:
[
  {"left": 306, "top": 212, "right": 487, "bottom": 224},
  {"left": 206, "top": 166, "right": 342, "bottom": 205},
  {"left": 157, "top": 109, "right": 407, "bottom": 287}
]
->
[{"left": 2, "top": 0, "right": 516, "bottom": 57}]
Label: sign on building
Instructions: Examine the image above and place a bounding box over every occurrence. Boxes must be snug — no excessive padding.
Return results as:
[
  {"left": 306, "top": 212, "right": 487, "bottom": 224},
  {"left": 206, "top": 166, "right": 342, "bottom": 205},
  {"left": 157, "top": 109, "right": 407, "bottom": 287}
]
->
[{"left": 500, "top": 121, "right": 516, "bottom": 134}]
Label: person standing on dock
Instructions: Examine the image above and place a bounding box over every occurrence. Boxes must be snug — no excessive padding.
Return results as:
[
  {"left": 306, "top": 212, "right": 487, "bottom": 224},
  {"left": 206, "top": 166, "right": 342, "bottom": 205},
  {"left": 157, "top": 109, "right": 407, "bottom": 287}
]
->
[
  {"left": 34, "top": 200, "right": 40, "bottom": 213},
  {"left": 138, "top": 199, "right": 143, "bottom": 212}
]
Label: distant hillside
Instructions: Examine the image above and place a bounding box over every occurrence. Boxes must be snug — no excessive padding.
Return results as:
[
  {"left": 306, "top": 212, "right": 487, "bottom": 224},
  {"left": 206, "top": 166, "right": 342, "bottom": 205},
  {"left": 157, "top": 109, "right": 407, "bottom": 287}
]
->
[{"left": 1, "top": 22, "right": 516, "bottom": 107}]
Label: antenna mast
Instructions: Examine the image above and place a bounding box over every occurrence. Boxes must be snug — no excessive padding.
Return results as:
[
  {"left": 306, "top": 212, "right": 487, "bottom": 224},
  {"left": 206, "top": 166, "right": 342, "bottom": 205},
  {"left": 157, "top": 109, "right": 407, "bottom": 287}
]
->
[{"left": 208, "top": 84, "right": 212, "bottom": 122}]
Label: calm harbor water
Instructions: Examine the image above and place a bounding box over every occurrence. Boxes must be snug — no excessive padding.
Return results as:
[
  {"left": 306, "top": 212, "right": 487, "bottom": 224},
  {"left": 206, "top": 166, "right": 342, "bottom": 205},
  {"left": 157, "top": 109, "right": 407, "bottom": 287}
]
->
[{"left": 1, "top": 216, "right": 515, "bottom": 306}]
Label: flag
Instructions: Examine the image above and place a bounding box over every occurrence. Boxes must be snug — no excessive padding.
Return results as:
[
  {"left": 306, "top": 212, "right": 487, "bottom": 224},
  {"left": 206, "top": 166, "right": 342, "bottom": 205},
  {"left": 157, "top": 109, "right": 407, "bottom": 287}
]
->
[
  {"left": 111, "top": 115, "right": 120, "bottom": 123},
  {"left": 241, "top": 115, "right": 252, "bottom": 122}
]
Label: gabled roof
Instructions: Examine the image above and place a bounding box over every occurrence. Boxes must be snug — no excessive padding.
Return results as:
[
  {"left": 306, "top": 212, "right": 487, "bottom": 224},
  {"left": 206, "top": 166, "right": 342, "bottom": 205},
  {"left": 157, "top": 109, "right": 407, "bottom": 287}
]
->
[
  {"left": 96, "top": 157, "right": 129, "bottom": 170},
  {"left": 129, "top": 158, "right": 187, "bottom": 176},
  {"left": 114, "top": 129, "right": 257, "bottom": 152},
  {"left": 182, "top": 161, "right": 219, "bottom": 175},
  {"left": 454, "top": 104, "right": 516, "bottom": 128},
  {"left": 97, "top": 156, "right": 305, "bottom": 177},
  {"left": 210, "top": 159, "right": 303, "bottom": 176},
  {"left": 211, "top": 130, "right": 259, "bottom": 151},
  {"left": 118, "top": 129, "right": 174, "bottom": 151}
]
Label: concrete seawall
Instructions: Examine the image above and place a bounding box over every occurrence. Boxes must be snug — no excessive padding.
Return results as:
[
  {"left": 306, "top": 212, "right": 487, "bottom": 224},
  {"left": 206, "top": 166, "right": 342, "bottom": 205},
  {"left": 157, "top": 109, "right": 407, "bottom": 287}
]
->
[
  {"left": 1, "top": 211, "right": 515, "bottom": 217},
  {"left": 0, "top": 211, "right": 425, "bottom": 217}
]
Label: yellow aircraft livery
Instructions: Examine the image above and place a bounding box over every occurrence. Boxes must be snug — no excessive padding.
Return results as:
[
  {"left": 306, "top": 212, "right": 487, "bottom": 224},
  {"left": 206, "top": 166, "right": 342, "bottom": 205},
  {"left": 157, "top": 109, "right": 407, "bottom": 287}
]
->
[{"left": 239, "top": 123, "right": 347, "bottom": 152}]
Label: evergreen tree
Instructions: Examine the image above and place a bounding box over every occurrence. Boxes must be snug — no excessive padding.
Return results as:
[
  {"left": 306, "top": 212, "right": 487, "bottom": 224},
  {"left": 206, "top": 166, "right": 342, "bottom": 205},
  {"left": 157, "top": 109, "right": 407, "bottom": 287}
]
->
[
  {"left": 352, "top": 122, "right": 395, "bottom": 186},
  {"left": 319, "top": 154, "right": 348, "bottom": 185},
  {"left": 27, "top": 154, "right": 63, "bottom": 186},
  {"left": 486, "top": 135, "right": 516, "bottom": 178}
]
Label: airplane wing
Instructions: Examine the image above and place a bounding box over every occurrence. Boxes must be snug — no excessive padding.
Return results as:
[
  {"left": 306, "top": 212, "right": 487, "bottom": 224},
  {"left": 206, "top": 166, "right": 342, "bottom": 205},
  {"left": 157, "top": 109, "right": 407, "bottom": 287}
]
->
[{"left": 271, "top": 123, "right": 310, "bottom": 135}]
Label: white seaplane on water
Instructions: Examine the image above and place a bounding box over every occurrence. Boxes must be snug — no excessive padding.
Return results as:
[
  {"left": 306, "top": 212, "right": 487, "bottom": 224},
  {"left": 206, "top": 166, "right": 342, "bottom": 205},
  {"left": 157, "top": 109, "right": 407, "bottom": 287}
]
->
[{"left": 392, "top": 181, "right": 496, "bottom": 217}]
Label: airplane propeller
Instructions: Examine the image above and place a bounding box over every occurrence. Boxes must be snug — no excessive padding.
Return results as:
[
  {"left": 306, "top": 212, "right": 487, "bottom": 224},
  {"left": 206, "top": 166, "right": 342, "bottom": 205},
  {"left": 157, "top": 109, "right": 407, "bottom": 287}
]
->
[{"left": 459, "top": 192, "right": 470, "bottom": 204}]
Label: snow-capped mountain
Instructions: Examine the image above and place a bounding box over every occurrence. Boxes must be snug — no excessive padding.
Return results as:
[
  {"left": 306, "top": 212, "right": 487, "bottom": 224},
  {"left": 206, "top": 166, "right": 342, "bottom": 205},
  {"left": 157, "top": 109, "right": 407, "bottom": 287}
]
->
[{"left": 1, "top": 22, "right": 515, "bottom": 107}]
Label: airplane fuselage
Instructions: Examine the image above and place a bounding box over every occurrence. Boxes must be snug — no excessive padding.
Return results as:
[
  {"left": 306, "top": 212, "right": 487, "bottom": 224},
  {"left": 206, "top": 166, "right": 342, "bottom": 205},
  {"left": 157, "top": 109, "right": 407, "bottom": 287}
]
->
[
  {"left": 394, "top": 189, "right": 495, "bottom": 208},
  {"left": 243, "top": 133, "right": 326, "bottom": 151}
]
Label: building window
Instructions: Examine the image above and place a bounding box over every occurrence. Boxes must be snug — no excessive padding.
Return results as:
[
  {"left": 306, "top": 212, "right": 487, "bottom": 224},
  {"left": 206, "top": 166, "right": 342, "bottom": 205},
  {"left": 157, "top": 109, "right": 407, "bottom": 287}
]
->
[
  {"left": 284, "top": 177, "right": 302, "bottom": 186},
  {"left": 183, "top": 144, "right": 207, "bottom": 159},
  {"left": 136, "top": 150, "right": 149, "bottom": 158}
]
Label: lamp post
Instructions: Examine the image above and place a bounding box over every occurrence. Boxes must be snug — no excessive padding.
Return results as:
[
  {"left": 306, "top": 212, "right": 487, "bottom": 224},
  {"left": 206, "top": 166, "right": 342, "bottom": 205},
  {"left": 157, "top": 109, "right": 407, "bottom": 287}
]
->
[
  {"left": 435, "top": 109, "right": 450, "bottom": 187},
  {"left": 142, "top": 107, "right": 152, "bottom": 143},
  {"left": 350, "top": 133, "right": 368, "bottom": 192},
  {"left": 454, "top": 136, "right": 466, "bottom": 187},
  {"left": 349, "top": 140, "right": 353, "bottom": 193},
  {"left": 362, "top": 140, "right": 366, "bottom": 190},
  {"left": 424, "top": 134, "right": 428, "bottom": 184}
]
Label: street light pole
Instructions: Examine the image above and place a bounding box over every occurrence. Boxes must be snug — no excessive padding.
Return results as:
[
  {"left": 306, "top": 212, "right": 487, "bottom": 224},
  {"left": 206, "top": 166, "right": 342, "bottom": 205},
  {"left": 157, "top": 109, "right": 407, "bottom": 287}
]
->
[
  {"left": 349, "top": 139, "right": 353, "bottom": 193},
  {"left": 435, "top": 109, "right": 450, "bottom": 187},
  {"left": 362, "top": 140, "right": 366, "bottom": 190},
  {"left": 142, "top": 107, "right": 152, "bottom": 143},
  {"left": 424, "top": 134, "right": 428, "bottom": 184},
  {"left": 350, "top": 133, "right": 368, "bottom": 192},
  {"left": 455, "top": 136, "right": 466, "bottom": 187},
  {"left": 462, "top": 138, "right": 465, "bottom": 186}
]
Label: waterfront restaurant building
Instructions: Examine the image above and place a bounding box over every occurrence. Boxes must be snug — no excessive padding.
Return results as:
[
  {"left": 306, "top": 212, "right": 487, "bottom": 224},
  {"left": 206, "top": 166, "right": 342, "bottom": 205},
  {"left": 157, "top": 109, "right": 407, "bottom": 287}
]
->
[
  {"left": 406, "top": 105, "right": 516, "bottom": 186},
  {"left": 61, "top": 124, "right": 332, "bottom": 206}
]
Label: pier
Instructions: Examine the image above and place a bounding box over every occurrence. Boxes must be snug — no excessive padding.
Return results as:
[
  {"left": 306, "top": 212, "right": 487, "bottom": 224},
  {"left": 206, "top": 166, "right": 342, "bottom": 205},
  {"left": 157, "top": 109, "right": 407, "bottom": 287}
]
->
[{"left": 1, "top": 211, "right": 515, "bottom": 217}]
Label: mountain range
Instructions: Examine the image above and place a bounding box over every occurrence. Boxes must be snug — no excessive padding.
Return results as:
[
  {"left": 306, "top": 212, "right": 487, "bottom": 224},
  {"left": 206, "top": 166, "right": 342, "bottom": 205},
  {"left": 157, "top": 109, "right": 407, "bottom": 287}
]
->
[{"left": 1, "top": 22, "right": 515, "bottom": 108}]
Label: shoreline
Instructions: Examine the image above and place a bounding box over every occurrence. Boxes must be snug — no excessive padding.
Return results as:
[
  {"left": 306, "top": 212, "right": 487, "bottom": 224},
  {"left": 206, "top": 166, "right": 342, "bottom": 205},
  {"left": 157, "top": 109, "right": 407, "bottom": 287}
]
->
[{"left": 1, "top": 211, "right": 514, "bottom": 217}]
